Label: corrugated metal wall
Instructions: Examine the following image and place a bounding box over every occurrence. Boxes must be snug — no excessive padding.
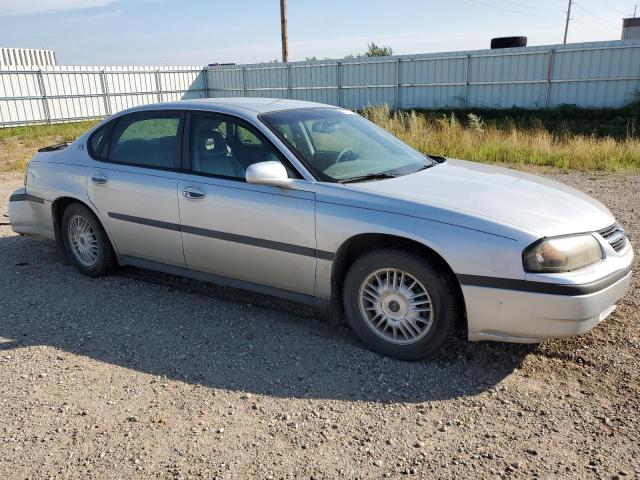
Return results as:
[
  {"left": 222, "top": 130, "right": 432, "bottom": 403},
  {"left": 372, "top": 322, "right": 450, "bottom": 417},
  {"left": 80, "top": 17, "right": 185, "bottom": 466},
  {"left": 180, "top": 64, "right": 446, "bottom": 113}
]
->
[
  {"left": 207, "top": 39, "right": 640, "bottom": 110},
  {"left": 622, "top": 18, "right": 640, "bottom": 40},
  {"left": 1, "top": 39, "right": 639, "bottom": 127},
  {"left": 0, "top": 48, "right": 57, "bottom": 68},
  {"left": 0, "top": 65, "right": 206, "bottom": 126}
]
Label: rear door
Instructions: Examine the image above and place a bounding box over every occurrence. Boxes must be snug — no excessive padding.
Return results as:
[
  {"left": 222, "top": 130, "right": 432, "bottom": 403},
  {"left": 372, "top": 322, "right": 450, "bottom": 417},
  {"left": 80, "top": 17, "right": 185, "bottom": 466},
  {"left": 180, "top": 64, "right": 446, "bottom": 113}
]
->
[
  {"left": 87, "top": 110, "right": 185, "bottom": 267},
  {"left": 177, "top": 111, "right": 317, "bottom": 295}
]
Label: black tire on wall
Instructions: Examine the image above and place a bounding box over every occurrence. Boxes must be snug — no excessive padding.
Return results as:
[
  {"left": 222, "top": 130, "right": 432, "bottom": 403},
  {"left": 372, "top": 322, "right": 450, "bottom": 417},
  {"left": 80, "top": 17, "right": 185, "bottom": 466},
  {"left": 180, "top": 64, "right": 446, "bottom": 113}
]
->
[{"left": 490, "top": 36, "right": 528, "bottom": 49}]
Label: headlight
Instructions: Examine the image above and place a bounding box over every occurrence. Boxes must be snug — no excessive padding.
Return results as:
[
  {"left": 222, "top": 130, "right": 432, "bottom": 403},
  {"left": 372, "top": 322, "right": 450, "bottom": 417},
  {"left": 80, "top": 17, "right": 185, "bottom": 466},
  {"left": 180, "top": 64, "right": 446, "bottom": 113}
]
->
[{"left": 523, "top": 234, "right": 603, "bottom": 273}]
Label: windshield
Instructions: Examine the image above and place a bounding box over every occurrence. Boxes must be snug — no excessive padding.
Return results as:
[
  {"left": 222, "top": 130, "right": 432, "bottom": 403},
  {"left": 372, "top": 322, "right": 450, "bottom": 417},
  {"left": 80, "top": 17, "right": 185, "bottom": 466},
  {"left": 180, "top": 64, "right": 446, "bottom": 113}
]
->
[{"left": 260, "top": 108, "right": 434, "bottom": 182}]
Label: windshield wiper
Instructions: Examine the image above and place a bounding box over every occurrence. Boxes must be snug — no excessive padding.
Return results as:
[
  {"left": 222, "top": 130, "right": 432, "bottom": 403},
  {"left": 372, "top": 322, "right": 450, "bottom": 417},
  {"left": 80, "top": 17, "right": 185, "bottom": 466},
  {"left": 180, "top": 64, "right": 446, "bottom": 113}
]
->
[
  {"left": 338, "top": 172, "right": 398, "bottom": 184},
  {"left": 414, "top": 162, "right": 437, "bottom": 172}
]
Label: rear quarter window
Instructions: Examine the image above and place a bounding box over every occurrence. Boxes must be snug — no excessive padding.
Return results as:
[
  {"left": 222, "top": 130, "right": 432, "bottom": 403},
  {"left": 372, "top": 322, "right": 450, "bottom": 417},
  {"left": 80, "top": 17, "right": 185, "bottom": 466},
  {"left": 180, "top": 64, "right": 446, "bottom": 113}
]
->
[{"left": 87, "top": 123, "right": 111, "bottom": 159}]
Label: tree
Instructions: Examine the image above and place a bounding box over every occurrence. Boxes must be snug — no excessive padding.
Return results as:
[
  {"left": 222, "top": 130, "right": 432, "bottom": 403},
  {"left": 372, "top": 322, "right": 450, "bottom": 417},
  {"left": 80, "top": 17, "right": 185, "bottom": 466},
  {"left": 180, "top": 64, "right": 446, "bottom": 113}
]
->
[
  {"left": 344, "top": 42, "right": 394, "bottom": 59},
  {"left": 365, "top": 42, "right": 393, "bottom": 57},
  {"left": 305, "top": 56, "right": 332, "bottom": 61}
]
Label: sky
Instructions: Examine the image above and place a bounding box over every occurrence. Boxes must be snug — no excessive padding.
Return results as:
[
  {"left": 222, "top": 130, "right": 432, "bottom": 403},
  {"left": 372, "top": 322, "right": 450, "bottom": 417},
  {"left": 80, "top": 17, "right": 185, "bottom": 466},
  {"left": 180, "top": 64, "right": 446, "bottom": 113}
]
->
[{"left": 0, "top": 0, "right": 637, "bottom": 66}]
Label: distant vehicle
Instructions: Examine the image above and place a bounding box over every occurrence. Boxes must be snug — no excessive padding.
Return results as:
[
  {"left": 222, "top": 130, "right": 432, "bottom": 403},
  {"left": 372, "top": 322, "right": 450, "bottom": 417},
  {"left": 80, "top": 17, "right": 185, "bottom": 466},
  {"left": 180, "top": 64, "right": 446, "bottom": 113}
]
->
[{"left": 9, "top": 99, "right": 633, "bottom": 360}]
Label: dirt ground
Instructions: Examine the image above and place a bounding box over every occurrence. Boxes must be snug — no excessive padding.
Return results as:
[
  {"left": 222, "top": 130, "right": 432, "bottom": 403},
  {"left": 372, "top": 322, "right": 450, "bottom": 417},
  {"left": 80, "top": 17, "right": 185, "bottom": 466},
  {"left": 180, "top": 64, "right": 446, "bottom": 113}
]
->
[{"left": 0, "top": 169, "right": 638, "bottom": 480}]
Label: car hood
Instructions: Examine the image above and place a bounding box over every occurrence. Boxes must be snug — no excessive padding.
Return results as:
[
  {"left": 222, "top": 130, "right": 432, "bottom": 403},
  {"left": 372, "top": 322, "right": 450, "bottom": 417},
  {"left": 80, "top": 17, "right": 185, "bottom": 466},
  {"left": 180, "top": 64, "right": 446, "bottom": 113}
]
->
[{"left": 346, "top": 159, "right": 614, "bottom": 237}]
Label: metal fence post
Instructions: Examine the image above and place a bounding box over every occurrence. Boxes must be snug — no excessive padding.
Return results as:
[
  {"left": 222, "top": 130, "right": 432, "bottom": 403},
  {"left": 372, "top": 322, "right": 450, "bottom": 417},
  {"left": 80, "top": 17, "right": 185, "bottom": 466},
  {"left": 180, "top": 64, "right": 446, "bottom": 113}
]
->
[
  {"left": 100, "top": 69, "right": 111, "bottom": 115},
  {"left": 544, "top": 49, "right": 556, "bottom": 109},
  {"left": 242, "top": 67, "right": 247, "bottom": 97},
  {"left": 395, "top": 58, "right": 402, "bottom": 110},
  {"left": 155, "top": 68, "right": 163, "bottom": 103},
  {"left": 286, "top": 63, "right": 292, "bottom": 99},
  {"left": 464, "top": 54, "right": 471, "bottom": 109},
  {"left": 202, "top": 67, "right": 209, "bottom": 98},
  {"left": 36, "top": 69, "right": 52, "bottom": 124},
  {"left": 336, "top": 61, "right": 342, "bottom": 107}
]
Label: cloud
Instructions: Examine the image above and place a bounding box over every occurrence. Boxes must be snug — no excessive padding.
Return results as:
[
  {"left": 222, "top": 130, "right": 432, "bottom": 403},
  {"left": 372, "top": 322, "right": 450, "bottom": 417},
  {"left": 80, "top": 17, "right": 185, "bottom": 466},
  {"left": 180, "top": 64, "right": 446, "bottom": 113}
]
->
[{"left": 0, "top": 0, "right": 117, "bottom": 16}]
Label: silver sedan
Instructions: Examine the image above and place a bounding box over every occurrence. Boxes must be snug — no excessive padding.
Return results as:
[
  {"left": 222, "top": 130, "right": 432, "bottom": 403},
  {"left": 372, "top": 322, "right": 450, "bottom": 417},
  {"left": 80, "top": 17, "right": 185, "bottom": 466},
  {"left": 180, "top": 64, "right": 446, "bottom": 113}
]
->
[{"left": 9, "top": 98, "right": 634, "bottom": 360}]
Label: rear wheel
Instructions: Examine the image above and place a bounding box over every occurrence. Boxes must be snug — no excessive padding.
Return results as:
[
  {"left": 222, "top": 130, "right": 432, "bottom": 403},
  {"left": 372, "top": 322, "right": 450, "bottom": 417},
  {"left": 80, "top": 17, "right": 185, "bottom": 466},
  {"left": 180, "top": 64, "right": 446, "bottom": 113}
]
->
[
  {"left": 62, "top": 203, "right": 115, "bottom": 277},
  {"left": 343, "top": 249, "right": 460, "bottom": 360}
]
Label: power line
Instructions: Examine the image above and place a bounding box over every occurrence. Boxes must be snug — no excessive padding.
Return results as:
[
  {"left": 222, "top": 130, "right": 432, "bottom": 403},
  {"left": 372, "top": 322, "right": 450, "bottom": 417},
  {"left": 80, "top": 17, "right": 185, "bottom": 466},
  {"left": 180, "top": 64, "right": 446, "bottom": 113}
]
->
[
  {"left": 490, "top": 0, "right": 563, "bottom": 13},
  {"left": 592, "top": 0, "right": 627, "bottom": 16},
  {"left": 465, "top": 0, "right": 564, "bottom": 19},
  {"left": 571, "top": 17, "right": 619, "bottom": 36},
  {"left": 573, "top": 1, "right": 619, "bottom": 25}
]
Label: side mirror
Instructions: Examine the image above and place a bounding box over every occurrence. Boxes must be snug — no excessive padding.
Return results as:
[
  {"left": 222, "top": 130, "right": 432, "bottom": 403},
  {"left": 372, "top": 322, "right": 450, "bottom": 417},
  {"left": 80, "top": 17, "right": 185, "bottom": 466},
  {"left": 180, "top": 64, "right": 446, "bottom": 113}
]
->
[{"left": 245, "top": 161, "right": 292, "bottom": 188}]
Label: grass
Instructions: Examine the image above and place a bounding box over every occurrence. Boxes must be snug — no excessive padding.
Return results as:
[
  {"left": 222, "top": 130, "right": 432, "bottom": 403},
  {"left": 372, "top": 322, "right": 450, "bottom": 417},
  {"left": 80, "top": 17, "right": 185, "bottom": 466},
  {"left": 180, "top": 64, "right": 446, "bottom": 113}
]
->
[
  {"left": 0, "top": 120, "right": 99, "bottom": 172},
  {"left": 421, "top": 103, "right": 640, "bottom": 140},
  {"left": 362, "top": 105, "right": 640, "bottom": 171},
  {"left": 1, "top": 105, "right": 640, "bottom": 172}
]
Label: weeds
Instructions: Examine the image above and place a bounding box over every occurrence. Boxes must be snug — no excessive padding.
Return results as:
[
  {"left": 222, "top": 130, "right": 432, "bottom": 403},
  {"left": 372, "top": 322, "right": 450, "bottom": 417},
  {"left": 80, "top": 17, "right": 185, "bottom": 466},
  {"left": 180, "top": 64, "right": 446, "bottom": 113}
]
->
[
  {"left": 362, "top": 105, "right": 640, "bottom": 171},
  {"left": 1, "top": 108, "right": 640, "bottom": 173}
]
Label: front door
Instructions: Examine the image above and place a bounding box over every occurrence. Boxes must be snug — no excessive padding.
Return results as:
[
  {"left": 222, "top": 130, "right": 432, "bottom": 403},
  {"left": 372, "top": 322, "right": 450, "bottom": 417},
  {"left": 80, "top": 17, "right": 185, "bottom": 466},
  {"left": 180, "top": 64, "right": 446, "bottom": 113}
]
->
[
  {"left": 178, "top": 112, "right": 317, "bottom": 295},
  {"left": 87, "top": 110, "right": 185, "bottom": 267}
]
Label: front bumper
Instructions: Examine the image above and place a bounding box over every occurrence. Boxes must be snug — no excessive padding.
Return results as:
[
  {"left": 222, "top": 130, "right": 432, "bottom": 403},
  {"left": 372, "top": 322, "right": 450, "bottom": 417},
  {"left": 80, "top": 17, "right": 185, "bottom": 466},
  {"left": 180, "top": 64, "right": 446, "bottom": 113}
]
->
[{"left": 463, "top": 243, "right": 634, "bottom": 343}]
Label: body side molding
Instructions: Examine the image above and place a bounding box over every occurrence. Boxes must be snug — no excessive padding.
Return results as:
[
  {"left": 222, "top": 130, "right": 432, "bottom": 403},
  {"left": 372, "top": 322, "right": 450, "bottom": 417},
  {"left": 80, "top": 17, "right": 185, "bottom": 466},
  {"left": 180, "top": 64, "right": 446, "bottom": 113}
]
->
[
  {"left": 9, "top": 193, "right": 45, "bottom": 204},
  {"left": 108, "top": 212, "right": 335, "bottom": 261},
  {"left": 458, "top": 268, "right": 632, "bottom": 296}
]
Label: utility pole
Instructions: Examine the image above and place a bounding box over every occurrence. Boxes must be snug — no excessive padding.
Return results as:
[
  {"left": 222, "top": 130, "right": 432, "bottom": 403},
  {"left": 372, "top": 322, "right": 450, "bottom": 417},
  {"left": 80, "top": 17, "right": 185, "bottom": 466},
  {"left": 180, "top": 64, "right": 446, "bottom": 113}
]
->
[
  {"left": 563, "top": 0, "right": 572, "bottom": 44},
  {"left": 634, "top": 4, "right": 638, "bottom": 17},
  {"left": 280, "top": 0, "right": 288, "bottom": 63}
]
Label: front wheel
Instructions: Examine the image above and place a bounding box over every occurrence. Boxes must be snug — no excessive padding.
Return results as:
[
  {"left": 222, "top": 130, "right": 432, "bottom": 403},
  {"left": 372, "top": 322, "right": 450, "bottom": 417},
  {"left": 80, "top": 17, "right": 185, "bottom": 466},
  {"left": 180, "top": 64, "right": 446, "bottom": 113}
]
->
[
  {"left": 343, "top": 249, "right": 461, "bottom": 360},
  {"left": 62, "top": 203, "right": 115, "bottom": 277}
]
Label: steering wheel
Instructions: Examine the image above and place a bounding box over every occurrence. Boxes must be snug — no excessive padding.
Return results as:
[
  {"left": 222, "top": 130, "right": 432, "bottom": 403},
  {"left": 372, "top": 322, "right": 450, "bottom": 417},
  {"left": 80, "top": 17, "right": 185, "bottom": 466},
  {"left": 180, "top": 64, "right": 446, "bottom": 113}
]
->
[{"left": 336, "top": 148, "right": 355, "bottom": 163}]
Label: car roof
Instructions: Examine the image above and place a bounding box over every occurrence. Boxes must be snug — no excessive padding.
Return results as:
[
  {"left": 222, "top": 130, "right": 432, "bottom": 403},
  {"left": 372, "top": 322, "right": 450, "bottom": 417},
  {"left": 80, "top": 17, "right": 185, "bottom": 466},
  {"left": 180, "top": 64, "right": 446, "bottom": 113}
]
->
[{"left": 120, "top": 97, "right": 339, "bottom": 116}]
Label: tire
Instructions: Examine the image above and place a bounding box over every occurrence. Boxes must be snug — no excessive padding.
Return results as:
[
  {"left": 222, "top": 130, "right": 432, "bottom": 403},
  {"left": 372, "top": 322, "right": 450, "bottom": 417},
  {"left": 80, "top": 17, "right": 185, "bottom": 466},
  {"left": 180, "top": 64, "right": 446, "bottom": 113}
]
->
[
  {"left": 342, "top": 249, "right": 461, "bottom": 361},
  {"left": 62, "top": 203, "right": 115, "bottom": 277},
  {"left": 490, "top": 36, "right": 527, "bottom": 49}
]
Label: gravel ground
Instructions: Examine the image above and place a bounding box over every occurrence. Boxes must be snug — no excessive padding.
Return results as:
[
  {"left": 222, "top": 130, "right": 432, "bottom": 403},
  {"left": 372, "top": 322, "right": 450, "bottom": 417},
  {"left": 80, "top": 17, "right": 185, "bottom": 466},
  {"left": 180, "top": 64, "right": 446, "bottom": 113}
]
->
[{"left": 0, "top": 169, "right": 638, "bottom": 480}]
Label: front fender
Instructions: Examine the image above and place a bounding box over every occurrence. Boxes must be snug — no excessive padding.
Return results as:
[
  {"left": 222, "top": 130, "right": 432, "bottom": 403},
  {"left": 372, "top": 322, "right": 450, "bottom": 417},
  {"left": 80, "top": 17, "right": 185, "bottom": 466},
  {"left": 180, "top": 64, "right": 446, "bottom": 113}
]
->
[{"left": 314, "top": 200, "right": 527, "bottom": 300}]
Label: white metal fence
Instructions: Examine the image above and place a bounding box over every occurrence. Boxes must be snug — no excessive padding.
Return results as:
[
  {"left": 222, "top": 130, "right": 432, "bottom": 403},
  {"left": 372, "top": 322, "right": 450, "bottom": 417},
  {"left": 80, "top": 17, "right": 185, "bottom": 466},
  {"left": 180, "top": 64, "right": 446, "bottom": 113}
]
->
[
  {"left": 1, "top": 39, "right": 640, "bottom": 128},
  {"left": 206, "top": 40, "right": 640, "bottom": 111},
  {"left": 0, "top": 65, "right": 207, "bottom": 127}
]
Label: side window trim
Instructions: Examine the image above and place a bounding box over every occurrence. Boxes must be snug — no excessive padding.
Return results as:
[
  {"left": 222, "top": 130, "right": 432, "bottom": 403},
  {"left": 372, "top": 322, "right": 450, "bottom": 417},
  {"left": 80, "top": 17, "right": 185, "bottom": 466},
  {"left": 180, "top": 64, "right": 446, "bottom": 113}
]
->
[
  {"left": 96, "top": 109, "right": 186, "bottom": 172},
  {"left": 183, "top": 110, "right": 303, "bottom": 182},
  {"left": 180, "top": 111, "right": 191, "bottom": 171}
]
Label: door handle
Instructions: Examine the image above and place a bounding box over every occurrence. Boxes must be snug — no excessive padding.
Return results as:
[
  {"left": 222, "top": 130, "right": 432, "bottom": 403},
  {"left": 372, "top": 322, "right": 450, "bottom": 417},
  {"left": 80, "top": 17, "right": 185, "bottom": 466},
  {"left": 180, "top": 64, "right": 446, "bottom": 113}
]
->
[
  {"left": 182, "top": 187, "right": 206, "bottom": 200},
  {"left": 91, "top": 173, "right": 108, "bottom": 185}
]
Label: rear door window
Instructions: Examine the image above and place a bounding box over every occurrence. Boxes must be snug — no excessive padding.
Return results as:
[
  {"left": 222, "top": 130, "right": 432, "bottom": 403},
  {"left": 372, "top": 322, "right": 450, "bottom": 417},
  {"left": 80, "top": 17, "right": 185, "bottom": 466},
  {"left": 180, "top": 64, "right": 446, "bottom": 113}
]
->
[{"left": 107, "top": 112, "right": 183, "bottom": 169}]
